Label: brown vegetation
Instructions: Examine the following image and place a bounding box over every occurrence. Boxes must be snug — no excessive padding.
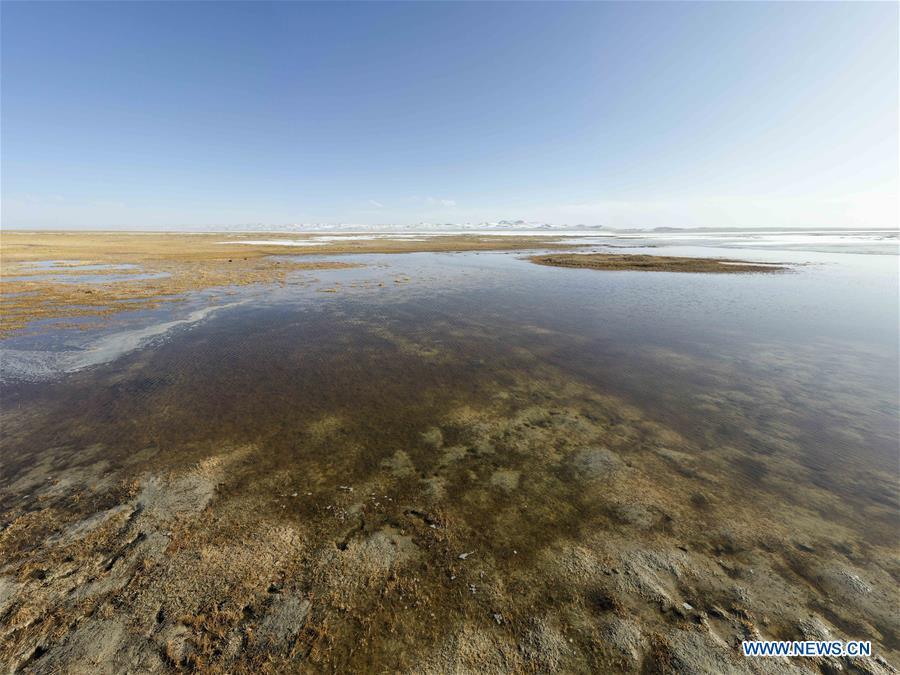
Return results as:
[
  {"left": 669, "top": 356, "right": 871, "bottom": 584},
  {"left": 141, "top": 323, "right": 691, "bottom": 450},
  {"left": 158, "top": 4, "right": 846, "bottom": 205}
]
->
[
  {"left": 0, "top": 231, "right": 574, "bottom": 336},
  {"left": 530, "top": 253, "right": 788, "bottom": 273}
]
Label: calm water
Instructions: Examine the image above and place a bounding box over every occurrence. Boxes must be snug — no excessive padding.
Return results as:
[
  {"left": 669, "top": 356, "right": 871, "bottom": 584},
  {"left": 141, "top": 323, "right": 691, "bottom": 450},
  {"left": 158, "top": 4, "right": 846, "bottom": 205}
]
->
[
  {"left": 2, "top": 241, "right": 897, "bottom": 527},
  {"left": 2, "top": 238, "right": 899, "bottom": 670}
]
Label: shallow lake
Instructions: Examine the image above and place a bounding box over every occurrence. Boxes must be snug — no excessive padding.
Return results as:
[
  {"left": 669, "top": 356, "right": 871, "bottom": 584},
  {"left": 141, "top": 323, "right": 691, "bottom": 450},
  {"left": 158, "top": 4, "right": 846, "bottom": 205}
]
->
[{"left": 1, "top": 238, "right": 897, "bottom": 671}]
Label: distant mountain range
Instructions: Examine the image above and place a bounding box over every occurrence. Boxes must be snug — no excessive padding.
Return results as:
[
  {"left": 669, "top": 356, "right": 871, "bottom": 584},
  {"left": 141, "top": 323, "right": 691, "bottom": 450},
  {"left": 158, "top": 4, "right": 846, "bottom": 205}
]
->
[
  {"left": 211, "top": 220, "right": 605, "bottom": 233},
  {"left": 156, "top": 222, "right": 897, "bottom": 234}
]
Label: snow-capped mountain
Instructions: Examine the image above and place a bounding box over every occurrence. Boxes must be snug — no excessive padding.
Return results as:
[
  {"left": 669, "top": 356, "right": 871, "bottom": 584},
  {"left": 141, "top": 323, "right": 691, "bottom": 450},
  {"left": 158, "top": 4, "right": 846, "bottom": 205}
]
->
[{"left": 207, "top": 220, "right": 604, "bottom": 234}]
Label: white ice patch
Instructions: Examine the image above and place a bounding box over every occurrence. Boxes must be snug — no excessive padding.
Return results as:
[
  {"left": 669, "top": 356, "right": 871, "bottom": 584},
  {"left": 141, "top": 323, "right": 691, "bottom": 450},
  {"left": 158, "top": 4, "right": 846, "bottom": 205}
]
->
[
  {"left": 218, "top": 240, "right": 327, "bottom": 247},
  {"left": 0, "top": 301, "right": 245, "bottom": 383},
  {"left": 217, "top": 234, "right": 430, "bottom": 246}
]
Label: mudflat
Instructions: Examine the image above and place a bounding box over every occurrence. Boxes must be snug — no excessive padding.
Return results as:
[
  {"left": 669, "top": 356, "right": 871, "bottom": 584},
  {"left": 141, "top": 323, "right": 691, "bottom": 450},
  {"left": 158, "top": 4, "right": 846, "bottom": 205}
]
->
[{"left": 530, "top": 253, "right": 788, "bottom": 273}]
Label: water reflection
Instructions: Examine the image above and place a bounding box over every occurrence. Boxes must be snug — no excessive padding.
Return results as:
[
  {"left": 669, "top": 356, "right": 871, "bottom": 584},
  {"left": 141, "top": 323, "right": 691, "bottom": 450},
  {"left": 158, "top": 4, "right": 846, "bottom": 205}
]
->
[{"left": 0, "top": 244, "right": 897, "bottom": 670}]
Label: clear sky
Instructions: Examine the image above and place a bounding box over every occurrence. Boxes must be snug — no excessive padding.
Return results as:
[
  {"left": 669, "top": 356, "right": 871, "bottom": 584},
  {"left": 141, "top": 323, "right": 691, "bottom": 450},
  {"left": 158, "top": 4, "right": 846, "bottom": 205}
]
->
[{"left": 2, "top": 1, "right": 897, "bottom": 230}]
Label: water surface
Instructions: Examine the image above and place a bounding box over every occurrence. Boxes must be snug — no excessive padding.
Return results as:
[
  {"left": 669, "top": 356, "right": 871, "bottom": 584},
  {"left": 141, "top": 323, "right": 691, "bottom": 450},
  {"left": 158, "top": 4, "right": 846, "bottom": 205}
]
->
[{"left": 1, "top": 239, "right": 897, "bottom": 671}]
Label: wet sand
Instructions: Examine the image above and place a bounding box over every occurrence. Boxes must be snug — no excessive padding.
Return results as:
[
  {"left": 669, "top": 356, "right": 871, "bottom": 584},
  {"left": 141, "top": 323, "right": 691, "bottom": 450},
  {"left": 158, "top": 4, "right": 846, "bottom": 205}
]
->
[{"left": 0, "top": 237, "right": 897, "bottom": 673}]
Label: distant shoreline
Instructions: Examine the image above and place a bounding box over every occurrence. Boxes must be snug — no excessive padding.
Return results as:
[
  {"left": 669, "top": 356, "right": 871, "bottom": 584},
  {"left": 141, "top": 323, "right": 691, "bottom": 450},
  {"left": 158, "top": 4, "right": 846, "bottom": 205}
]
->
[{"left": 529, "top": 252, "right": 789, "bottom": 274}]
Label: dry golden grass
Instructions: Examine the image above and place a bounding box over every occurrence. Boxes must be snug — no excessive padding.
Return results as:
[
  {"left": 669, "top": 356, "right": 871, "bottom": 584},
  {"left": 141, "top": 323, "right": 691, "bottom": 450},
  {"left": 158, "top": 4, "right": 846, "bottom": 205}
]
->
[{"left": 0, "top": 231, "right": 573, "bottom": 336}]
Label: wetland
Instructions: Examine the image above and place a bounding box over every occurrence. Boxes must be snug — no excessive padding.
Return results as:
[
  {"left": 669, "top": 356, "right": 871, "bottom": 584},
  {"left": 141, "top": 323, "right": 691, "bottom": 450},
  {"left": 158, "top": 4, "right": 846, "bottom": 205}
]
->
[{"left": 0, "top": 232, "right": 898, "bottom": 673}]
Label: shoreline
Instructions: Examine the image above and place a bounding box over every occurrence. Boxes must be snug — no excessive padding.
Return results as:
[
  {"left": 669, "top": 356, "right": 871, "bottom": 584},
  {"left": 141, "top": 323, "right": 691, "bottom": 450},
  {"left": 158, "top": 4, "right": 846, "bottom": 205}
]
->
[
  {"left": 529, "top": 253, "right": 790, "bottom": 274},
  {"left": 0, "top": 232, "right": 581, "bottom": 338}
]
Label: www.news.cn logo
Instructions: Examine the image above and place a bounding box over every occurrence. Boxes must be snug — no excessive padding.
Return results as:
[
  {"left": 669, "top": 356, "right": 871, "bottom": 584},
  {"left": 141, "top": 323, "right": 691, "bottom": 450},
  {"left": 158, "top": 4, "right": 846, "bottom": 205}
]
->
[{"left": 742, "top": 640, "right": 872, "bottom": 658}]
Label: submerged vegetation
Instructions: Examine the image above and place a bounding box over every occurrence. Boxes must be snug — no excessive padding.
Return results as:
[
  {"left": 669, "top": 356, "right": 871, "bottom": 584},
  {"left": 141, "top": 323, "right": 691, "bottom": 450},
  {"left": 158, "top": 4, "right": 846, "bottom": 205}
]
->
[
  {"left": 0, "top": 235, "right": 896, "bottom": 672},
  {"left": 1, "top": 258, "right": 897, "bottom": 672}
]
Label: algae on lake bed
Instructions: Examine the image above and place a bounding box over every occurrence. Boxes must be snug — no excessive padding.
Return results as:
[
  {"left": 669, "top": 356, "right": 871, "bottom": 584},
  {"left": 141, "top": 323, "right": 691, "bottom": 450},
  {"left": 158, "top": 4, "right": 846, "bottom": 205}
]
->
[{"left": 0, "top": 246, "right": 897, "bottom": 673}]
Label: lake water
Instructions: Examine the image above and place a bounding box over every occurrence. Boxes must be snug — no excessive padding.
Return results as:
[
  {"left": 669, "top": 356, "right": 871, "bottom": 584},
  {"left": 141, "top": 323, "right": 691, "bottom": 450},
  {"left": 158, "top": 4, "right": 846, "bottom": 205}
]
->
[
  {"left": 0, "top": 233, "right": 897, "bottom": 671},
  {"left": 3, "top": 237, "right": 897, "bottom": 539}
]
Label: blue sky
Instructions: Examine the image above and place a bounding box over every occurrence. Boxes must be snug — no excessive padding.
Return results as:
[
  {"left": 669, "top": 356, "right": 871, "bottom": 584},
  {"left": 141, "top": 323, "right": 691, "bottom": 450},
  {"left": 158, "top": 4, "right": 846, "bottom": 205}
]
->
[{"left": 2, "top": 1, "right": 897, "bottom": 229}]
